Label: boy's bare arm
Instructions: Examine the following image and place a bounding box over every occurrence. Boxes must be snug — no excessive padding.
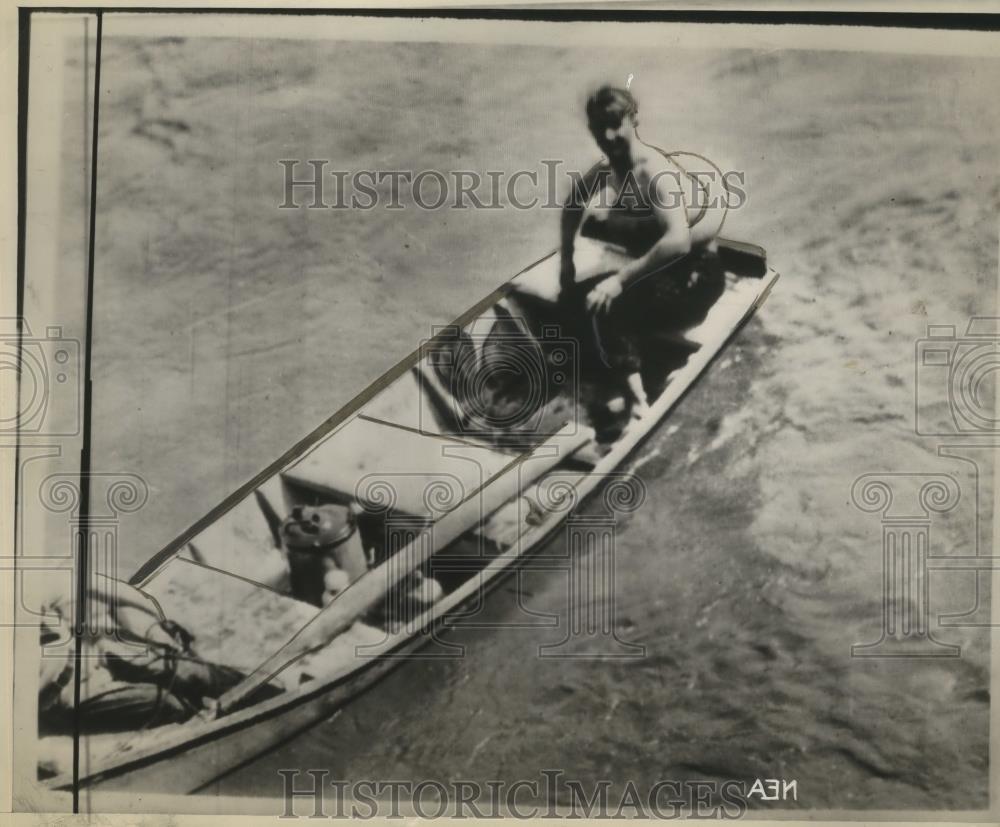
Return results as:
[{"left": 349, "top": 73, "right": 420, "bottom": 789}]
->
[{"left": 615, "top": 167, "right": 691, "bottom": 290}]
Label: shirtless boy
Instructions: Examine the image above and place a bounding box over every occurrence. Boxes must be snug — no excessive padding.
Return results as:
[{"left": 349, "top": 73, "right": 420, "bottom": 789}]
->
[{"left": 560, "top": 85, "right": 722, "bottom": 418}]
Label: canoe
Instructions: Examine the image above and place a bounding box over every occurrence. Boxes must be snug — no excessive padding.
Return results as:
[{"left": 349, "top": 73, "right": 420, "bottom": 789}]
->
[{"left": 41, "top": 236, "right": 778, "bottom": 796}]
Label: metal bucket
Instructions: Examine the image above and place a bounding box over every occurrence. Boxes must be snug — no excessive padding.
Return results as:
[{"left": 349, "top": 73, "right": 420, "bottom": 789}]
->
[{"left": 280, "top": 504, "right": 368, "bottom": 606}]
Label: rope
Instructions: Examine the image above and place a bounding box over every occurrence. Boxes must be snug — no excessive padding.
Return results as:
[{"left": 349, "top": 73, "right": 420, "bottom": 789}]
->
[{"left": 635, "top": 130, "right": 732, "bottom": 235}]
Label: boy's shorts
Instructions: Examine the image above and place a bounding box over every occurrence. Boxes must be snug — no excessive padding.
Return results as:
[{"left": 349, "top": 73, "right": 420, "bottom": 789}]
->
[{"left": 594, "top": 249, "right": 726, "bottom": 374}]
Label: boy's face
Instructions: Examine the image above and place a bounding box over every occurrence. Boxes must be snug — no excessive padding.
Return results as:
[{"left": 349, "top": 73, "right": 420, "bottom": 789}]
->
[{"left": 588, "top": 104, "right": 634, "bottom": 163}]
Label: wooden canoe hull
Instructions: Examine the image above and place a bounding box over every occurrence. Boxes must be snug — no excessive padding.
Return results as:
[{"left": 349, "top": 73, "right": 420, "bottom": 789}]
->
[{"left": 44, "top": 241, "right": 778, "bottom": 798}]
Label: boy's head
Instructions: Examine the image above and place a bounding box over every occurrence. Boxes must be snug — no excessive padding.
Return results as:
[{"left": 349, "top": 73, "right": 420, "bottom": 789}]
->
[{"left": 586, "top": 85, "right": 639, "bottom": 162}]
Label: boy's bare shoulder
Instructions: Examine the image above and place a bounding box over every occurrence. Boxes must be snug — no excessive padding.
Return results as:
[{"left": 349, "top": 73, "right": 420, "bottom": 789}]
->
[
  {"left": 582, "top": 158, "right": 613, "bottom": 187},
  {"left": 633, "top": 151, "right": 685, "bottom": 209},
  {"left": 567, "top": 159, "right": 612, "bottom": 205},
  {"left": 640, "top": 149, "right": 685, "bottom": 187}
]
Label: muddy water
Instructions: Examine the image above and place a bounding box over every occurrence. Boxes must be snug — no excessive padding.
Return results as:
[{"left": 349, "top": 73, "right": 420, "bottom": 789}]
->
[{"left": 78, "top": 39, "right": 998, "bottom": 809}]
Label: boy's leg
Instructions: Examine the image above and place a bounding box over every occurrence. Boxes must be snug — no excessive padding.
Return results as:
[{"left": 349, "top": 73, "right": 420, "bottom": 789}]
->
[
  {"left": 593, "top": 311, "right": 649, "bottom": 418},
  {"left": 625, "top": 371, "right": 650, "bottom": 419}
]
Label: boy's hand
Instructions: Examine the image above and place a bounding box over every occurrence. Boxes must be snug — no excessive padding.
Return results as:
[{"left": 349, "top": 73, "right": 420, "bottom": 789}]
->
[{"left": 586, "top": 274, "right": 623, "bottom": 314}]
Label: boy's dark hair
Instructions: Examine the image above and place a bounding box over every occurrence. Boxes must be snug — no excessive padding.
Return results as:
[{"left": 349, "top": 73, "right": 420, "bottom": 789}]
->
[{"left": 585, "top": 85, "right": 639, "bottom": 122}]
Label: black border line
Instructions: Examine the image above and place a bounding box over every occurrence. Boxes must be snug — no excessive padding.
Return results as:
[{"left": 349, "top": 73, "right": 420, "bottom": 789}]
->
[
  {"left": 12, "top": 6, "right": 30, "bottom": 817},
  {"left": 70, "top": 9, "right": 103, "bottom": 814},
  {"left": 15, "top": 8, "right": 1000, "bottom": 31},
  {"left": 16, "top": 12, "right": 30, "bottom": 327}
]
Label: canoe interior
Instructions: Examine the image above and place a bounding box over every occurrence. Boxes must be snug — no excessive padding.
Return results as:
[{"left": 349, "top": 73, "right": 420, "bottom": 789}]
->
[{"left": 41, "top": 238, "right": 774, "bottom": 792}]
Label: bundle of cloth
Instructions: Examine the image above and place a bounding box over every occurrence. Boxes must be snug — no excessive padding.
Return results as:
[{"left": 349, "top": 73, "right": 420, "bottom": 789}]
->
[{"left": 38, "top": 576, "right": 249, "bottom": 736}]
